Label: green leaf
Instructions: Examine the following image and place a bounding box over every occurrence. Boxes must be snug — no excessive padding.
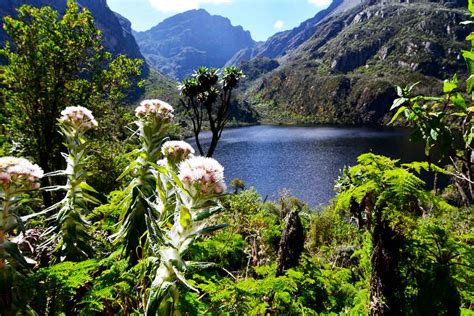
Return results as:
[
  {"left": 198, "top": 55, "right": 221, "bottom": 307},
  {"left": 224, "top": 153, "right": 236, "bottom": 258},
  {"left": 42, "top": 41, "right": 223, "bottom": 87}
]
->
[
  {"left": 79, "top": 181, "right": 98, "bottom": 193},
  {"left": 391, "top": 98, "right": 407, "bottom": 111},
  {"left": 466, "top": 75, "right": 474, "bottom": 94},
  {"left": 172, "top": 265, "right": 199, "bottom": 293},
  {"left": 469, "top": 0, "right": 474, "bottom": 16},
  {"left": 450, "top": 92, "right": 467, "bottom": 111},
  {"left": 193, "top": 224, "right": 227, "bottom": 237},
  {"left": 117, "top": 160, "right": 138, "bottom": 181},
  {"left": 179, "top": 206, "right": 192, "bottom": 230},
  {"left": 396, "top": 86, "right": 403, "bottom": 97},
  {"left": 463, "top": 50, "right": 474, "bottom": 74},
  {"left": 389, "top": 106, "right": 407, "bottom": 125},
  {"left": 430, "top": 129, "right": 439, "bottom": 141},
  {"left": 443, "top": 75, "right": 458, "bottom": 93}
]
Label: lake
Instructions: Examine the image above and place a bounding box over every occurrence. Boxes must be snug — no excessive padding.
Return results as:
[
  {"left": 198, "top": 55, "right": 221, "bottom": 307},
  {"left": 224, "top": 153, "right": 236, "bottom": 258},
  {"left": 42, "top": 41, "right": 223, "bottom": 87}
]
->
[{"left": 192, "top": 125, "right": 425, "bottom": 207}]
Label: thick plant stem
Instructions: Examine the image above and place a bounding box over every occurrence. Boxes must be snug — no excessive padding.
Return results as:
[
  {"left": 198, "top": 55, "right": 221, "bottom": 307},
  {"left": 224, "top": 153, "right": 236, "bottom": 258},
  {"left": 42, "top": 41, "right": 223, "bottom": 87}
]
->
[
  {"left": 369, "top": 215, "right": 402, "bottom": 316},
  {"left": 0, "top": 230, "right": 5, "bottom": 269},
  {"left": 0, "top": 197, "right": 10, "bottom": 269}
]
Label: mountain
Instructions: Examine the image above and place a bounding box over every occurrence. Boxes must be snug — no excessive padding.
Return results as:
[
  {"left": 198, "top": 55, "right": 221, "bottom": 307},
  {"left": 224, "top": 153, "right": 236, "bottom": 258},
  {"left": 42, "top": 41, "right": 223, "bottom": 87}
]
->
[
  {"left": 228, "top": 0, "right": 363, "bottom": 65},
  {"left": 240, "top": 0, "right": 470, "bottom": 125},
  {"left": 0, "top": 0, "right": 145, "bottom": 61},
  {"left": 135, "top": 9, "right": 256, "bottom": 80}
]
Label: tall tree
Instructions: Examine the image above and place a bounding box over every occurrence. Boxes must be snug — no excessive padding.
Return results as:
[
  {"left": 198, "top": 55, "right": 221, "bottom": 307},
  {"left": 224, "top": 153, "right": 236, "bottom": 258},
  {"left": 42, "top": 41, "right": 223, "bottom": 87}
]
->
[
  {"left": 179, "top": 66, "right": 243, "bottom": 157},
  {"left": 0, "top": 0, "right": 143, "bottom": 206}
]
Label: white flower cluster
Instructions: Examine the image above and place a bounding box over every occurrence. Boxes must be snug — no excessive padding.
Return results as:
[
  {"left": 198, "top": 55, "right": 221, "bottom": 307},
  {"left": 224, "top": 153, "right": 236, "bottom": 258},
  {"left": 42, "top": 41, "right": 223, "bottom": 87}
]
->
[
  {"left": 178, "top": 156, "right": 226, "bottom": 197},
  {"left": 135, "top": 99, "right": 174, "bottom": 122},
  {"left": 161, "top": 141, "right": 195, "bottom": 164},
  {"left": 0, "top": 157, "right": 43, "bottom": 189},
  {"left": 60, "top": 106, "right": 98, "bottom": 131}
]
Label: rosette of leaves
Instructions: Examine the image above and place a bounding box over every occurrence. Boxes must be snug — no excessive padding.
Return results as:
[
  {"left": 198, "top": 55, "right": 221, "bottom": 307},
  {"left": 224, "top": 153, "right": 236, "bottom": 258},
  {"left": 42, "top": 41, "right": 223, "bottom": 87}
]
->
[
  {"left": 37, "top": 106, "right": 99, "bottom": 262},
  {"left": 179, "top": 66, "right": 244, "bottom": 157},
  {"left": 0, "top": 156, "right": 43, "bottom": 313},
  {"left": 145, "top": 156, "right": 227, "bottom": 315},
  {"left": 114, "top": 100, "right": 174, "bottom": 264}
]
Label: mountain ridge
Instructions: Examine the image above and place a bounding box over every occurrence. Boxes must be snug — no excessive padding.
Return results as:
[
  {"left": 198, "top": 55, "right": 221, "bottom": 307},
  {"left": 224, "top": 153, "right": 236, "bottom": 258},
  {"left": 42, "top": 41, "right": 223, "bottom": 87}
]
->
[{"left": 239, "top": 0, "right": 470, "bottom": 125}]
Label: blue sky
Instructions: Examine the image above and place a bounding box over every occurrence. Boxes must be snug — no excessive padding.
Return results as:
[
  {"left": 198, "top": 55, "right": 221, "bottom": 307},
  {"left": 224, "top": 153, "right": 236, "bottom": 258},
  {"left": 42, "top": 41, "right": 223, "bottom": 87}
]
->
[{"left": 107, "top": 0, "right": 331, "bottom": 41}]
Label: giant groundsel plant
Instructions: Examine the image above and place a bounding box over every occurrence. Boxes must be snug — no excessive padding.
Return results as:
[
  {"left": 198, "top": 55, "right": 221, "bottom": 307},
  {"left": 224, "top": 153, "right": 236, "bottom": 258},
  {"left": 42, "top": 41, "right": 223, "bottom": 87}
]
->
[
  {"left": 145, "top": 156, "right": 227, "bottom": 315},
  {"left": 39, "top": 106, "right": 99, "bottom": 261},
  {"left": 114, "top": 99, "right": 174, "bottom": 264},
  {"left": 0, "top": 157, "right": 43, "bottom": 312},
  {"left": 110, "top": 100, "right": 229, "bottom": 313}
]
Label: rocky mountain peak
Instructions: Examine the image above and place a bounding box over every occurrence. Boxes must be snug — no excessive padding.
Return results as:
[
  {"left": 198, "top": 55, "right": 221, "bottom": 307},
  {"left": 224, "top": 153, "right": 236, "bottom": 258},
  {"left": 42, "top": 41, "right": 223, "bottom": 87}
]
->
[{"left": 135, "top": 9, "right": 255, "bottom": 80}]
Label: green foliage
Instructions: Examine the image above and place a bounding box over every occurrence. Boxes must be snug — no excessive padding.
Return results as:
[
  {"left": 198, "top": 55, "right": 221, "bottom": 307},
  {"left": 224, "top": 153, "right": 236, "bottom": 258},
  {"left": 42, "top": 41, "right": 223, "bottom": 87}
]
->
[
  {"left": 306, "top": 206, "right": 360, "bottom": 255},
  {"left": 335, "top": 153, "right": 433, "bottom": 227},
  {"left": 0, "top": 0, "right": 143, "bottom": 205},
  {"left": 29, "top": 260, "right": 99, "bottom": 313},
  {"left": 1, "top": 2, "right": 473, "bottom": 315},
  {"left": 194, "top": 260, "right": 328, "bottom": 315},
  {"left": 335, "top": 153, "right": 456, "bottom": 314},
  {"left": 400, "top": 206, "right": 474, "bottom": 314},
  {"left": 189, "top": 231, "right": 246, "bottom": 271}
]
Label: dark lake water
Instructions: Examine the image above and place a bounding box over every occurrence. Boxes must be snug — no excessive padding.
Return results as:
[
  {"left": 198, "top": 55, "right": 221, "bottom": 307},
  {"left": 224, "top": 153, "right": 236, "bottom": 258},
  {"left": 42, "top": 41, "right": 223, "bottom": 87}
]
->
[{"left": 191, "top": 125, "right": 425, "bottom": 207}]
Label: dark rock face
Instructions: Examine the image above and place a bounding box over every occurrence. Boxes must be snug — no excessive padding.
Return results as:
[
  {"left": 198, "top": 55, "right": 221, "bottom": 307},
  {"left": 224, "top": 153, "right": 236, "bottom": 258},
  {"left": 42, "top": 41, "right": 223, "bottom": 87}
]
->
[
  {"left": 239, "top": 57, "right": 280, "bottom": 81},
  {"left": 0, "top": 0, "right": 145, "bottom": 61},
  {"left": 135, "top": 9, "right": 255, "bottom": 80}
]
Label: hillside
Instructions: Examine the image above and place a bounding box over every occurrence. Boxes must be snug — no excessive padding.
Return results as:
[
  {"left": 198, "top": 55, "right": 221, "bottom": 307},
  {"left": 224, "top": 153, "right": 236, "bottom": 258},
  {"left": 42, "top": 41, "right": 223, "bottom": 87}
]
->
[
  {"left": 135, "top": 9, "right": 255, "bottom": 80},
  {"left": 240, "top": 0, "right": 470, "bottom": 125}
]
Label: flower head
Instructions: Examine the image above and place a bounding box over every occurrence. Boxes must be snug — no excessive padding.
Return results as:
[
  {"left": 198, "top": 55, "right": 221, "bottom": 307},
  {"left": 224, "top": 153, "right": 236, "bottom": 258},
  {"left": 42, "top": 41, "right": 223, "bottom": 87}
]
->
[
  {"left": 135, "top": 99, "right": 174, "bottom": 122},
  {"left": 178, "top": 156, "right": 226, "bottom": 197},
  {"left": 0, "top": 156, "right": 43, "bottom": 189},
  {"left": 161, "top": 141, "right": 195, "bottom": 165},
  {"left": 60, "top": 106, "right": 98, "bottom": 131}
]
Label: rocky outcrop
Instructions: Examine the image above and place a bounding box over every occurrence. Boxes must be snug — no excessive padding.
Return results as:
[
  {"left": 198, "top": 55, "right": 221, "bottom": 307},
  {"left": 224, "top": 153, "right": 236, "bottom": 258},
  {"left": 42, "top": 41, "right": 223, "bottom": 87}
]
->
[
  {"left": 239, "top": 57, "right": 280, "bottom": 81},
  {"left": 0, "top": 0, "right": 145, "bottom": 61},
  {"left": 135, "top": 9, "right": 256, "bottom": 80}
]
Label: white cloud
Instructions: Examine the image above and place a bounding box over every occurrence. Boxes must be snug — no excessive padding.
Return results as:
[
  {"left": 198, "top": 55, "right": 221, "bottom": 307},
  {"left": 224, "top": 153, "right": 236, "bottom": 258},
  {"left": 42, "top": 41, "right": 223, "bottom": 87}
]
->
[
  {"left": 273, "top": 20, "right": 285, "bottom": 30},
  {"left": 308, "top": 0, "right": 332, "bottom": 7},
  {"left": 148, "top": 0, "right": 232, "bottom": 13}
]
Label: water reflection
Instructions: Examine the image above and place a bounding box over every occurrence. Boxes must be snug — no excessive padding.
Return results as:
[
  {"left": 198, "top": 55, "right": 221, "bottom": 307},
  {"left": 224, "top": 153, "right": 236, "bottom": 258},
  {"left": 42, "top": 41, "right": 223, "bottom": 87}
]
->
[{"left": 191, "top": 125, "right": 424, "bottom": 207}]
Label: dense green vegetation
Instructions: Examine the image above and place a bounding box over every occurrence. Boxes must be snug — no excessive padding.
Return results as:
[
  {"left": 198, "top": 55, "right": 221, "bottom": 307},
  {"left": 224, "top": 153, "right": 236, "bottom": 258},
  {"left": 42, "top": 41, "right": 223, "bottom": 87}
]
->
[{"left": 0, "top": 1, "right": 473, "bottom": 315}]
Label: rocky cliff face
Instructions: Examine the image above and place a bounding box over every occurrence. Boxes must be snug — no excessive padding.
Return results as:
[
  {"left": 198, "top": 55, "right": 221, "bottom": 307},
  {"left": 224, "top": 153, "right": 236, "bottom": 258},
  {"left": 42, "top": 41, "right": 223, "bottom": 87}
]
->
[
  {"left": 0, "top": 0, "right": 145, "bottom": 61},
  {"left": 241, "top": 0, "right": 470, "bottom": 125},
  {"left": 135, "top": 9, "right": 256, "bottom": 80}
]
